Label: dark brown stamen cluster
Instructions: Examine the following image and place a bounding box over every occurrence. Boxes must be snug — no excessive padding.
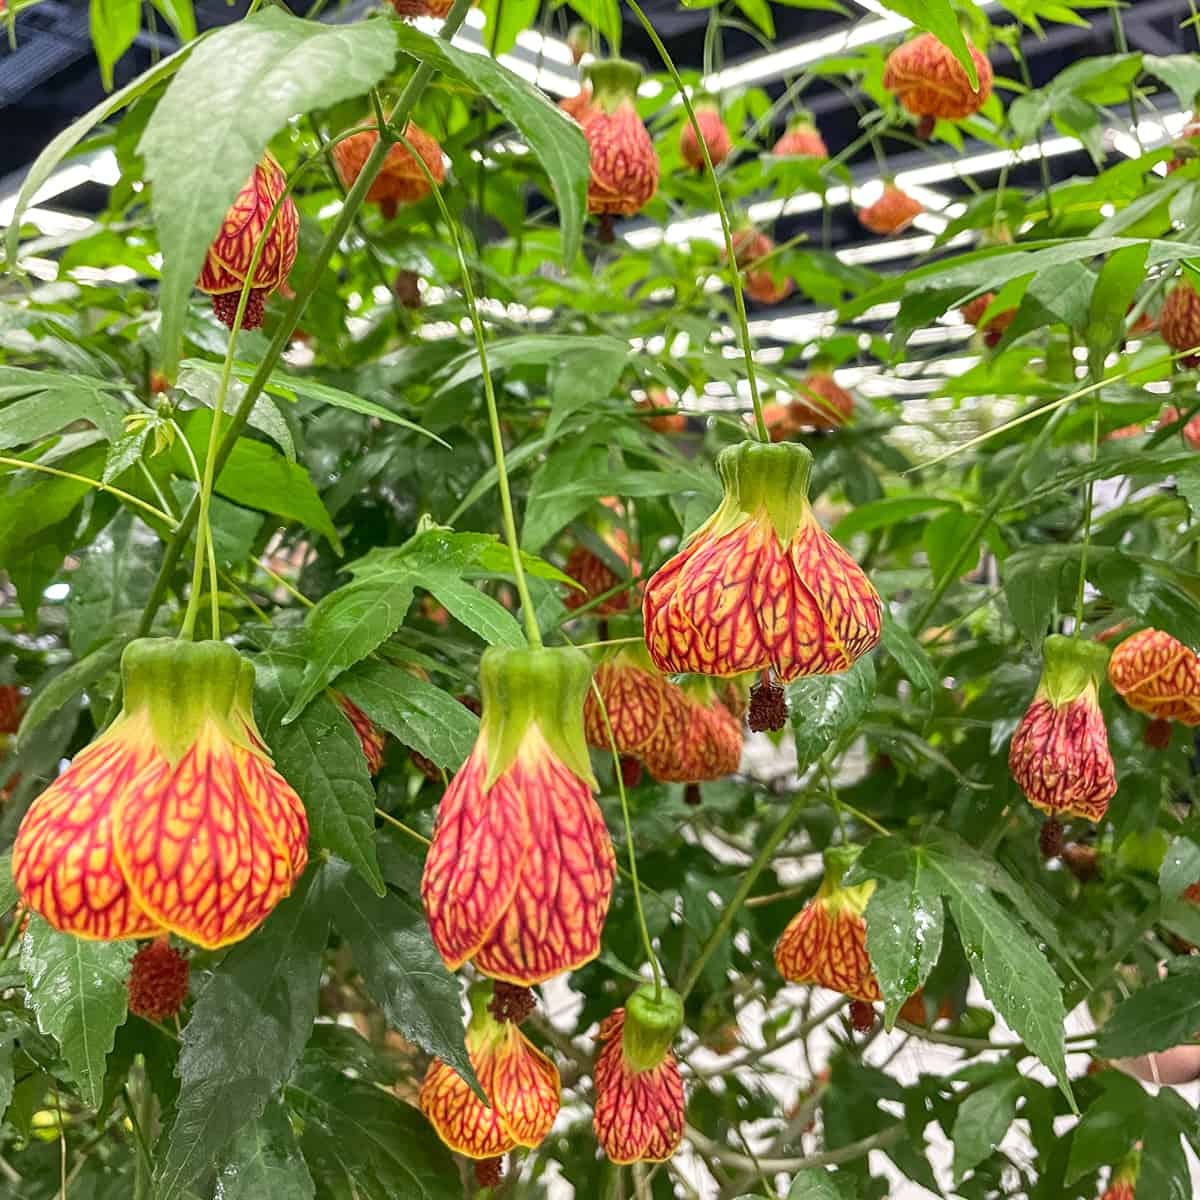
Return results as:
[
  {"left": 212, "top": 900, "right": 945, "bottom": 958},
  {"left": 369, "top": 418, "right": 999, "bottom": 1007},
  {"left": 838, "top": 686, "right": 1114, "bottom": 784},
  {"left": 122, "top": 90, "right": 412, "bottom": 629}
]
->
[
  {"left": 849, "top": 999, "right": 875, "bottom": 1033},
  {"left": 748, "top": 677, "right": 787, "bottom": 732},
  {"left": 1144, "top": 717, "right": 1172, "bottom": 749},
  {"left": 619, "top": 755, "right": 642, "bottom": 789},
  {"left": 211, "top": 288, "right": 265, "bottom": 331},
  {"left": 474, "top": 1156, "right": 504, "bottom": 1188},
  {"left": 393, "top": 269, "right": 422, "bottom": 309},
  {"left": 1038, "top": 816, "right": 1063, "bottom": 860},
  {"left": 684, "top": 782, "right": 701, "bottom": 807},
  {"left": 489, "top": 982, "right": 536, "bottom": 1025}
]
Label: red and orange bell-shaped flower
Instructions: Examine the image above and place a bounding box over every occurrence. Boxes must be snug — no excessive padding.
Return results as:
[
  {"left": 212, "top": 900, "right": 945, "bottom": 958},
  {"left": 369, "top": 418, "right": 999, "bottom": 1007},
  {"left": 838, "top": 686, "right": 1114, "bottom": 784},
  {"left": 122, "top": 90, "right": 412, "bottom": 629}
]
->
[
  {"left": 1160, "top": 280, "right": 1200, "bottom": 367},
  {"left": 1100, "top": 1148, "right": 1140, "bottom": 1200},
  {"left": 775, "top": 846, "right": 881, "bottom": 1001},
  {"left": 680, "top": 97, "right": 732, "bottom": 170},
  {"left": 1107, "top": 627, "right": 1200, "bottom": 725},
  {"left": 793, "top": 371, "right": 854, "bottom": 429},
  {"left": 197, "top": 154, "right": 298, "bottom": 331},
  {"left": 580, "top": 59, "right": 660, "bottom": 218},
  {"left": 650, "top": 677, "right": 743, "bottom": 784},
  {"left": 1160, "top": 406, "right": 1200, "bottom": 451},
  {"left": 644, "top": 440, "right": 882, "bottom": 681},
  {"left": 730, "top": 228, "right": 794, "bottom": 306},
  {"left": 883, "top": 32, "right": 993, "bottom": 127},
  {"left": 420, "top": 982, "right": 561, "bottom": 1159},
  {"left": 332, "top": 691, "right": 387, "bottom": 776},
  {"left": 332, "top": 122, "right": 446, "bottom": 219},
  {"left": 858, "top": 185, "right": 923, "bottom": 235},
  {"left": 772, "top": 114, "right": 828, "bottom": 159},
  {"left": 960, "top": 292, "right": 1016, "bottom": 349},
  {"left": 593, "top": 984, "right": 686, "bottom": 1164},
  {"left": 564, "top": 528, "right": 641, "bottom": 616},
  {"left": 1009, "top": 635, "right": 1117, "bottom": 823},
  {"left": 422, "top": 645, "right": 616, "bottom": 984},
  {"left": 12, "top": 638, "right": 308, "bottom": 948}
]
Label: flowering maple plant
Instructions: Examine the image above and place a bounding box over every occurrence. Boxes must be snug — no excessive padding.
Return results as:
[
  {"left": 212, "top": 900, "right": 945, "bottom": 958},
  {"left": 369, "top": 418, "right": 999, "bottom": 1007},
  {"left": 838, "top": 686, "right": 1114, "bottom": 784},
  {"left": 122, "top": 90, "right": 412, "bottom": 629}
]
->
[{"left": 4, "top": 0, "right": 1200, "bottom": 1196}]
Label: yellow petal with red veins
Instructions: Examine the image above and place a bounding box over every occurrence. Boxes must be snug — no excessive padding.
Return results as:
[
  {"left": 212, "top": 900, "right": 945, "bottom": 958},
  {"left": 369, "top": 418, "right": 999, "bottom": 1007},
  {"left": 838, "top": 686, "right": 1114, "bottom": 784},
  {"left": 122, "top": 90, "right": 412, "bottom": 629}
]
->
[
  {"left": 1108, "top": 628, "right": 1200, "bottom": 724},
  {"left": 774, "top": 897, "right": 882, "bottom": 1002},
  {"left": 419, "top": 1052, "right": 516, "bottom": 1160},
  {"left": 492, "top": 1022, "right": 561, "bottom": 1146},
  {"left": 12, "top": 715, "right": 163, "bottom": 941}
]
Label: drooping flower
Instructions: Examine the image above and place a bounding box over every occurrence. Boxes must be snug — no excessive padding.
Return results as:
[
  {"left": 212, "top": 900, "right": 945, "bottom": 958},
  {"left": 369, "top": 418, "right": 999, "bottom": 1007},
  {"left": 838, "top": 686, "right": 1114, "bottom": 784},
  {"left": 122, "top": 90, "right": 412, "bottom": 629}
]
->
[
  {"left": 331, "top": 691, "right": 386, "bottom": 776},
  {"left": 422, "top": 646, "right": 616, "bottom": 984},
  {"left": 331, "top": 122, "right": 446, "bottom": 219},
  {"left": 643, "top": 440, "right": 882, "bottom": 681},
  {"left": 127, "top": 936, "right": 190, "bottom": 1021},
  {"left": 580, "top": 59, "right": 659, "bottom": 219},
  {"left": 564, "top": 529, "right": 641, "bottom": 616},
  {"left": 681, "top": 98, "right": 732, "bottom": 169},
  {"left": 761, "top": 401, "right": 801, "bottom": 442},
  {"left": 197, "top": 154, "right": 298, "bottom": 331},
  {"left": 730, "top": 228, "right": 794, "bottom": 305},
  {"left": 775, "top": 846, "right": 881, "bottom": 1001},
  {"left": 12, "top": 639, "right": 308, "bottom": 948},
  {"left": 858, "top": 185, "right": 923, "bottom": 235},
  {"left": 772, "top": 114, "right": 827, "bottom": 159},
  {"left": 1160, "top": 406, "right": 1200, "bottom": 450},
  {"left": 1160, "top": 280, "right": 1200, "bottom": 367},
  {"left": 1100, "top": 1148, "right": 1140, "bottom": 1200},
  {"left": 388, "top": 0, "right": 453, "bottom": 15},
  {"left": 1107, "top": 628, "right": 1200, "bottom": 725},
  {"left": 883, "top": 32, "right": 993, "bottom": 131},
  {"left": 593, "top": 985, "right": 686, "bottom": 1164},
  {"left": 1008, "top": 635, "right": 1117, "bottom": 823},
  {"left": 792, "top": 371, "right": 854, "bottom": 429},
  {"left": 645, "top": 677, "right": 743, "bottom": 784},
  {"left": 420, "top": 983, "right": 560, "bottom": 1158},
  {"left": 960, "top": 292, "right": 1016, "bottom": 348}
]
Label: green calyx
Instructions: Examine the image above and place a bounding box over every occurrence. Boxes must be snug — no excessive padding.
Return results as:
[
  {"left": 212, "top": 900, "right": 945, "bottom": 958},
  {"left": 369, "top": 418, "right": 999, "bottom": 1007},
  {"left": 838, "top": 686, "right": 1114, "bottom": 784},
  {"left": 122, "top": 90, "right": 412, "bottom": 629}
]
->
[
  {"left": 711, "top": 440, "right": 815, "bottom": 546},
  {"left": 622, "top": 984, "right": 683, "bottom": 1071},
  {"left": 786, "top": 111, "right": 816, "bottom": 132},
  {"left": 691, "top": 92, "right": 719, "bottom": 113},
  {"left": 584, "top": 58, "right": 644, "bottom": 111},
  {"left": 479, "top": 644, "right": 598, "bottom": 789},
  {"left": 821, "top": 842, "right": 863, "bottom": 889},
  {"left": 1038, "top": 634, "right": 1109, "bottom": 707},
  {"left": 119, "top": 637, "right": 258, "bottom": 764}
]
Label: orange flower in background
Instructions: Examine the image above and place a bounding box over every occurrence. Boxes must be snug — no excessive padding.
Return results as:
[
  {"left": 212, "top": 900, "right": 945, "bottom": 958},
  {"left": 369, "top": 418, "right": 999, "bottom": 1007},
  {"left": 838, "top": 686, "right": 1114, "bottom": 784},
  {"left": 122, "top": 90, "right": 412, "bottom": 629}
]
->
[
  {"left": 559, "top": 84, "right": 595, "bottom": 124},
  {"left": 1009, "top": 635, "right": 1116, "bottom": 823},
  {"left": 793, "top": 372, "right": 854, "bottom": 429},
  {"left": 1160, "top": 280, "right": 1200, "bottom": 367},
  {"left": 12, "top": 639, "right": 308, "bottom": 948},
  {"left": 421, "top": 983, "right": 560, "bottom": 1159},
  {"left": 762, "top": 401, "right": 802, "bottom": 442},
  {"left": 1160, "top": 406, "right": 1200, "bottom": 451},
  {"left": 127, "top": 937, "right": 190, "bottom": 1022},
  {"left": 884, "top": 32, "right": 993, "bottom": 130},
  {"left": 644, "top": 441, "right": 882, "bottom": 681},
  {"left": 197, "top": 154, "right": 298, "bottom": 331},
  {"left": 422, "top": 646, "right": 616, "bottom": 985},
  {"left": 564, "top": 529, "right": 641, "bottom": 616},
  {"left": 593, "top": 986, "right": 686, "bottom": 1164},
  {"left": 1168, "top": 115, "right": 1200, "bottom": 172},
  {"left": 584, "top": 641, "right": 688, "bottom": 765},
  {"left": 648, "top": 678, "right": 743, "bottom": 783},
  {"left": 680, "top": 99, "right": 732, "bottom": 169},
  {"left": 332, "top": 691, "right": 386, "bottom": 776},
  {"left": 388, "top": 0, "right": 453, "bottom": 16},
  {"left": 775, "top": 847, "right": 881, "bottom": 1001},
  {"left": 730, "top": 228, "right": 794, "bottom": 306},
  {"left": 858, "top": 185, "right": 923, "bottom": 235},
  {"left": 332, "top": 122, "right": 446, "bottom": 219},
  {"left": 1108, "top": 628, "right": 1200, "bottom": 725},
  {"left": 580, "top": 59, "right": 659, "bottom": 219},
  {"left": 637, "top": 389, "right": 687, "bottom": 434},
  {"left": 772, "top": 114, "right": 827, "bottom": 159},
  {"left": 960, "top": 292, "right": 1016, "bottom": 349}
]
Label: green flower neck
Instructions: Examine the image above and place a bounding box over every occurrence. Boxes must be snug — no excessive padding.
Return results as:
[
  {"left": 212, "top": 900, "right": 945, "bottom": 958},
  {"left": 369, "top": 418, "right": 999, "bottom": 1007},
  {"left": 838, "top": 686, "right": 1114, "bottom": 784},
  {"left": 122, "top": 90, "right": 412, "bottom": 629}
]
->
[
  {"left": 821, "top": 842, "right": 863, "bottom": 889},
  {"left": 478, "top": 645, "right": 597, "bottom": 789},
  {"left": 119, "top": 638, "right": 258, "bottom": 764},
  {"left": 584, "top": 59, "right": 644, "bottom": 112},
  {"left": 1038, "top": 635, "right": 1109, "bottom": 707},
  {"left": 623, "top": 984, "right": 683, "bottom": 1071},
  {"left": 465, "top": 981, "right": 504, "bottom": 1049},
  {"left": 786, "top": 111, "right": 816, "bottom": 132},
  {"left": 704, "top": 440, "right": 815, "bottom": 547}
]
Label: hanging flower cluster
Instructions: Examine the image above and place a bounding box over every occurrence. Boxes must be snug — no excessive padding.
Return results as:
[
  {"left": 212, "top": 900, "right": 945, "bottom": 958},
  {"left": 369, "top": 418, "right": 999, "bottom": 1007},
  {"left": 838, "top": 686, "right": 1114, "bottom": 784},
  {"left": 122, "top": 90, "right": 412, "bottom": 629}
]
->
[
  {"left": 12, "top": 638, "right": 308, "bottom": 948},
  {"left": 1160, "top": 280, "right": 1200, "bottom": 367},
  {"left": 730, "top": 228, "right": 794, "bottom": 306},
  {"left": 1160, "top": 406, "right": 1200, "bottom": 450},
  {"left": 858, "top": 185, "right": 923, "bottom": 235},
  {"left": 960, "top": 292, "right": 1017, "bottom": 348}
]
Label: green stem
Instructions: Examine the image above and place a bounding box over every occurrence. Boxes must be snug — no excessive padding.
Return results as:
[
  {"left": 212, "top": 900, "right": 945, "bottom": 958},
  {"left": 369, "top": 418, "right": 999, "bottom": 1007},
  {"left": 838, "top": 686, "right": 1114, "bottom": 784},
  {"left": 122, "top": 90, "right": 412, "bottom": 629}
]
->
[
  {"left": 397, "top": 130, "right": 542, "bottom": 647},
  {"left": 375, "top": 807, "right": 431, "bottom": 846},
  {"left": 1073, "top": 402, "right": 1099, "bottom": 631},
  {"left": 622, "top": 0, "right": 768, "bottom": 443},
  {"left": 679, "top": 788, "right": 811, "bottom": 1001},
  {"left": 0, "top": 457, "right": 175, "bottom": 527}
]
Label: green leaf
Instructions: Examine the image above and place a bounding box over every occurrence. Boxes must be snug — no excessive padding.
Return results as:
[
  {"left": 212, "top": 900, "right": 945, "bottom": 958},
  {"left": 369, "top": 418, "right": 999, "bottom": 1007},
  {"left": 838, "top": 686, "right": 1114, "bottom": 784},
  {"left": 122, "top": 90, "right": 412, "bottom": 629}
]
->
[
  {"left": 150, "top": 0, "right": 195, "bottom": 42},
  {"left": 952, "top": 1073, "right": 1022, "bottom": 1181},
  {"left": 323, "top": 861, "right": 480, "bottom": 1096},
  {"left": 1066, "top": 1072, "right": 1146, "bottom": 1184},
  {"left": 1160, "top": 836, "right": 1200, "bottom": 901},
  {"left": 831, "top": 495, "right": 957, "bottom": 542},
  {"left": 18, "top": 638, "right": 126, "bottom": 744},
  {"left": 90, "top": 0, "right": 141, "bottom": 90},
  {"left": 1145, "top": 55, "right": 1200, "bottom": 110},
  {"left": 880, "top": 611, "right": 938, "bottom": 694},
  {"left": 786, "top": 1166, "right": 857, "bottom": 1198},
  {"left": 476, "top": 0, "right": 538, "bottom": 57},
  {"left": 856, "top": 840, "right": 945, "bottom": 1029},
  {"left": 547, "top": 344, "right": 631, "bottom": 438},
  {"left": 0, "top": 445, "right": 107, "bottom": 565},
  {"left": 214, "top": 1100, "right": 315, "bottom": 1200},
  {"left": 139, "top": 8, "right": 399, "bottom": 374},
  {"left": 337, "top": 661, "right": 479, "bottom": 771},
  {"left": 156, "top": 865, "right": 330, "bottom": 1200},
  {"left": 874, "top": 1, "right": 978, "bottom": 88},
  {"left": 20, "top": 916, "right": 133, "bottom": 1108},
  {"left": 734, "top": 0, "right": 774, "bottom": 38},
  {"left": 923, "top": 508, "right": 980, "bottom": 584},
  {"left": 1087, "top": 243, "right": 1148, "bottom": 379},
  {"left": 0, "top": 853, "right": 15, "bottom": 919},
  {"left": 0, "top": 374, "right": 125, "bottom": 449},
  {"left": 1095, "top": 958, "right": 1200, "bottom": 1058},
  {"left": 423, "top": 573, "right": 525, "bottom": 648},
  {"left": 1140, "top": 1088, "right": 1195, "bottom": 1200},
  {"left": 253, "top": 653, "right": 384, "bottom": 896},
  {"left": 435, "top": 334, "right": 627, "bottom": 394},
  {"left": 787, "top": 654, "right": 877, "bottom": 771},
  {"left": 1003, "top": 545, "right": 1071, "bottom": 645}
]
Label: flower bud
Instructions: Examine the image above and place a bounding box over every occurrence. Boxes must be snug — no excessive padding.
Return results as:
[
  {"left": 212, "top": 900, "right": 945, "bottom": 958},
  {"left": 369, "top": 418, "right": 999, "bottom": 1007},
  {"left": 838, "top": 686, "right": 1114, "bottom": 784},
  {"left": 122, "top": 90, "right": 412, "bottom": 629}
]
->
[
  {"left": 680, "top": 98, "right": 732, "bottom": 169},
  {"left": 1161, "top": 281, "right": 1200, "bottom": 367},
  {"left": 581, "top": 60, "right": 659, "bottom": 218},
  {"left": 772, "top": 114, "right": 827, "bottom": 159},
  {"left": 859, "top": 185, "right": 923, "bottom": 235},
  {"left": 884, "top": 32, "right": 993, "bottom": 123},
  {"left": 332, "top": 122, "right": 446, "bottom": 219}
]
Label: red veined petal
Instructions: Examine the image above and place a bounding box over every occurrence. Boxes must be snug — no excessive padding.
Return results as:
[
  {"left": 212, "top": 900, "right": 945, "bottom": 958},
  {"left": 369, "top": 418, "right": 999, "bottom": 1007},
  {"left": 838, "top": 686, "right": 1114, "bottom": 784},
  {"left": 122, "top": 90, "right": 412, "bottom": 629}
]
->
[
  {"left": 491, "top": 1021, "right": 561, "bottom": 1146},
  {"left": 419, "top": 1051, "right": 515, "bottom": 1159}
]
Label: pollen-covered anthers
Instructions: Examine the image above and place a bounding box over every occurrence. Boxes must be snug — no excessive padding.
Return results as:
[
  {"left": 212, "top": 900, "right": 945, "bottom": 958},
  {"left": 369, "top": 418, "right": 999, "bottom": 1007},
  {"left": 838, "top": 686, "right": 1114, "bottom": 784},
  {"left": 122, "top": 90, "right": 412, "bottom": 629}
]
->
[
  {"left": 774, "top": 848, "right": 882, "bottom": 1001},
  {"left": 960, "top": 292, "right": 1016, "bottom": 349},
  {"left": 748, "top": 673, "right": 787, "bottom": 732},
  {"left": 563, "top": 529, "right": 641, "bottom": 616},
  {"left": 1108, "top": 628, "right": 1200, "bottom": 725},
  {"left": 772, "top": 114, "right": 827, "bottom": 159},
  {"left": 636, "top": 389, "right": 686, "bottom": 435},
  {"left": 1062, "top": 842, "right": 1099, "bottom": 884},
  {"left": 1144, "top": 717, "right": 1173, "bottom": 749},
  {"left": 420, "top": 983, "right": 561, "bottom": 1159},
  {"left": 127, "top": 937, "right": 189, "bottom": 1022},
  {"left": 849, "top": 999, "right": 875, "bottom": 1033},
  {"left": 1160, "top": 406, "right": 1200, "bottom": 450},
  {"left": 474, "top": 1157, "right": 505, "bottom": 1189},
  {"left": 580, "top": 60, "right": 659, "bottom": 218},
  {"left": 197, "top": 155, "right": 298, "bottom": 331},
  {"left": 331, "top": 691, "right": 386, "bottom": 776},
  {"left": 421, "top": 646, "right": 615, "bottom": 985},
  {"left": 489, "top": 982, "right": 536, "bottom": 1025},
  {"left": 883, "top": 33, "right": 993, "bottom": 126},
  {"left": 680, "top": 99, "right": 732, "bottom": 170},
  {"left": 331, "top": 122, "right": 446, "bottom": 218},
  {"left": 12, "top": 638, "right": 308, "bottom": 949},
  {"left": 858, "top": 185, "right": 923, "bottom": 235},
  {"left": 1168, "top": 115, "right": 1200, "bottom": 173},
  {"left": 644, "top": 440, "right": 882, "bottom": 682},
  {"left": 1039, "top": 816, "right": 1063, "bottom": 860},
  {"left": 0, "top": 685, "right": 23, "bottom": 735},
  {"left": 729, "top": 228, "right": 794, "bottom": 306},
  {"left": 1160, "top": 281, "right": 1200, "bottom": 368},
  {"left": 1008, "top": 635, "right": 1116, "bottom": 824},
  {"left": 793, "top": 372, "right": 854, "bottom": 430},
  {"left": 592, "top": 987, "right": 686, "bottom": 1164},
  {"left": 393, "top": 268, "right": 422, "bottom": 309}
]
